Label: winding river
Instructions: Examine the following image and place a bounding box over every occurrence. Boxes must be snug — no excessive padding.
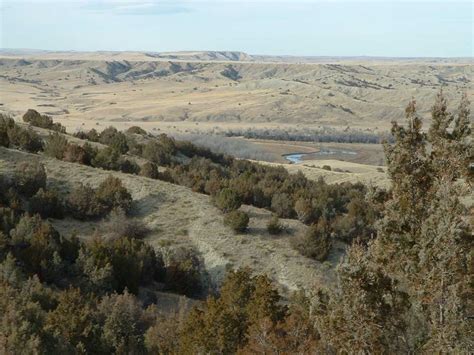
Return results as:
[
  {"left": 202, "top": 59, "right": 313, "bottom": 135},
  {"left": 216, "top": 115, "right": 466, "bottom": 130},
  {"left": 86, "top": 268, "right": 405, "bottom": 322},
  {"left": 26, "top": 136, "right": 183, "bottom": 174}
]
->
[{"left": 283, "top": 147, "right": 357, "bottom": 163}]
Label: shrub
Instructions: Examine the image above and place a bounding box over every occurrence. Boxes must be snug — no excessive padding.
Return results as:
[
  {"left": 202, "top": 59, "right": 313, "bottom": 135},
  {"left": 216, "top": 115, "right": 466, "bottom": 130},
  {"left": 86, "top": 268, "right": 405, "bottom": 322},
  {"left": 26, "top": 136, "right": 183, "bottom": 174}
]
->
[
  {"left": 0, "top": 114, "right": 15, "bottom": 147},
  {"left": 9, "top": 214, "right": 65, "bottom": 280},
  {"left": 214, "top": 188, "right": 241, "bottom": 213},
  {"left": 142, "top": 140, "right": 172, "bottom": 165},
  {"left": 91, "top": 147, "right": 121, "bottom": 170},
  {"left": 95, "top": 176, "right": 132, "bottom": 213},
  {"left": 14, "top": 161, "right": 47, "bottom": 197},
  {"left": 118, "top": 158, "right": 140, "bottom": 174},
  {"left": 22, "top": 109, "right": 65, "bottom": 133},
  {"left": 98, "top": 126, "right": 119, "bottom": 145},
  {"left": 322, "top": 165, "right": 332, "bottom": 171},
  {"left": 43, "top": 133, "right": 68, "bottom": 160},
  {"left": 271, "top": 193, "right": 294, "bottom": 218},
  {"left": 22, "top": 109, "right": 43, "bottom": 124},
  {"left": 82, "top": 142, "right": 98, "bottom": 165},
  {"left": 294, "top": 198, "right": 315, "bottom": 224},
  {"left": 63, "top": 143, "right": 87, "bottom": 164},
  {"left": 109, "top": 132, "right": 129, "bottom": 154},
  {"left": 125, "top": 136, "right": 143, "bottom": 156},
  {"left": 79, "top": 236, "right": 164, "bottom": 294},
  {"left": 100, "top": 208, "right": 149, "bottom": 240},
  {"left": 156, "top": 134, "right": 177, "bottom": 155},
  {"left": 74, "top": 128, "right": 99, "bottom": 142},
  {"left": 291, "top": 219, "right": 332, "bottom": 261},
  {"left": 139, "top": 162, "right": 159, "bottom": 179},
  {"left": 67, "top": 184, "right": 106, "bottom": 220},
  {"left": 165, "top": 248, "right": 202, "bottom": 297},
  {"left": 29, "top": 188, "right": 64, "bottom": 219},
  {"left": 127, "top": 126, "right": 147, "bottom": 135},
  {"left": 8, "top": 126, "right": 43, "bottom": 153},
  {"left": 224, "top": 210, "right": 249, "bottom": 233},
  {"left": 267, "top": 215, "right": 283, "bottom": 235}
]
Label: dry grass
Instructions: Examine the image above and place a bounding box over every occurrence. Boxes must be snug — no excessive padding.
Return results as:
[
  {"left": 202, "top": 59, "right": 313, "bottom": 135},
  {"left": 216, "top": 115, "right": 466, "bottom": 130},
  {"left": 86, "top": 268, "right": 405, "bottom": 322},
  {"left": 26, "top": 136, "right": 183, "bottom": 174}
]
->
[
  {"left": 0, "top": 147, "right": 342, "bottom": 295},
  {"left": 0, "top": 55, "right": 471, "bottom": 138},
  {"left": 255, "top": 158, "right": 389, "bottom": 188}
]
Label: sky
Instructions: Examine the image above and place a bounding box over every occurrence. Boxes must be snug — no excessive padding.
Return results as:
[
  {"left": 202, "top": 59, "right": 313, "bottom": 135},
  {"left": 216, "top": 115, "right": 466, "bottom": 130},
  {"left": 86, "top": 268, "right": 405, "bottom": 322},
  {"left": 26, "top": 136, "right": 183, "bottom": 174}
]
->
[{"left": 0, "top": 0, "right": 472, "bottom": 57}]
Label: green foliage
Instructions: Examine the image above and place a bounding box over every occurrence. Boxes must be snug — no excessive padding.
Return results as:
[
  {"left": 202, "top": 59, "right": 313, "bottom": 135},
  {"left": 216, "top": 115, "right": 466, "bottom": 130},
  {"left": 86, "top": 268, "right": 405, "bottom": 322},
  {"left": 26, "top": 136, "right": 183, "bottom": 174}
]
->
[
  {"left": 294, "top": 197, "right": 315, "bottom": 224},
  {"left": 118, "top": 157, "right": 140, "bottom": 174},
  {"left": 266, "top": 215, "right": 283, "bottom": 235},
  {"left": 179, "top": 268, "right": 285, "bottom": 353},
  {"left": 126, "top": 126, "right": 147, "bottom": 135},
  {"left": 74, "top": 128, "right": 100, "bottom": 142},
  {"left": 224, "top": 210, "right": 249, "bottom": 233},
  {"left": 142, "top": 140, "right": 172, "bottom": 165},
  {"left": 78, "top": 236, "right": 163, "bottom": 294},
  {"left": 165, "top": 248, "right": 202, "bottom": 297},
  {"left": 67, "top": 176, "right": 132, "bottom": 220},
  {"left": 100, "top": 208, "right": 149, "bottom": 240},
  {"left": 7, "top": 125, "right": 43, "bottom": 153},
  {"left": 29, "top": 188, "right": 64, "bottom": 219},
  {"left": 67, "top": 183, "right": 107, "bottom": 220},
  {"left": 315, "top": 244, "right": 410, "bottom": 353},
  {"left": 95, "top": 175, "right": 132, "bottom": 213},
  {"left": 43, "top": 132, "right": 67, "bottom": 160},
  {"left": 316, "top": 92, "right": 473, "bottom": 353},
  {"left": 0, "top": 114, "right": 15, "bottom": 147},
  {"left": 98, "top": 126, "right": 119, "bottom": 145},
  {"left": 45, "top": 288, "right": 103, "bottom": 353},
  {"left": 214, "top": 188, "right": 241, "bottom": 213},
  {"left": 331, "top": 194, "right": 378, "bottom": 244},
  {"left": 98, "top": 291, "right": 149, "bottom": 353},
  {"left": 22, "top": 109, "right": 66, "bottom": 133},
  {"left": 8, "top": 214, "right": 68, "bottom": 282},
  {"left": 271, "top": 192, "right": 294, "bottom": 218},
  {"left": 292, "top": 219, "right": 332, "bottom": 261},
  {"left": 109, "top": 131, "right": 129, "bottom": 154},
  {"left": 91, "top": 146, "right": 121, "bottom": 170},
  {"left": 62, "top": 143, "right": 87, "bottom": 164},
  {"left": 14, "top": 161, "right": 47, "bottom": 197},
  {"left": 139, "top": 161, "right": 159, "bottom": 179}
]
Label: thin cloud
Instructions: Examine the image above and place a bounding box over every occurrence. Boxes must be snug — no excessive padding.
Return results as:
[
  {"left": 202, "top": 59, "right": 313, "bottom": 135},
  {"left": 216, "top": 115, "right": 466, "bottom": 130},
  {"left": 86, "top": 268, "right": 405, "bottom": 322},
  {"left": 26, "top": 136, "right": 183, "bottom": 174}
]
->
[{"left": 83, "top": 1, "right": 193, "bottom": 16}]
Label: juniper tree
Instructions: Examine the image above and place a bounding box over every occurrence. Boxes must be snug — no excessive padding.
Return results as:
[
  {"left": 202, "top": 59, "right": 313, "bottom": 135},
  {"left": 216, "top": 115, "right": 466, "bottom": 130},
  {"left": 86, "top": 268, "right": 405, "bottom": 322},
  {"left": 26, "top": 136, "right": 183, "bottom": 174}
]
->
[{"left": 317, "top": 93, "right": 473, "bottom": 352}]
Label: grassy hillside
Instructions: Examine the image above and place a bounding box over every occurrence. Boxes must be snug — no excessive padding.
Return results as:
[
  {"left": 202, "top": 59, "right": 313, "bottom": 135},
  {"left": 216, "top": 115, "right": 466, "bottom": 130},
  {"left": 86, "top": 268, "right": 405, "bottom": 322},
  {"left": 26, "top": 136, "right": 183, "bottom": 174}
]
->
[
  {"left": 1, "top": 146, "right": 345, "bottom": 295},
  {"left": 0, "top": 55, "right": 470, "bottom": 136}
]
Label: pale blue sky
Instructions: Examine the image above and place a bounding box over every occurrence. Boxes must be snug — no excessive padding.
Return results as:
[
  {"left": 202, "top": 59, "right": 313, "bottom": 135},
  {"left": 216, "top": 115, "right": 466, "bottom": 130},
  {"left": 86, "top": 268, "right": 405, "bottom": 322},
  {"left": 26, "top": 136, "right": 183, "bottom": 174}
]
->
[{"left": 1, "top": 0, "right": 472, "bottom": 57}]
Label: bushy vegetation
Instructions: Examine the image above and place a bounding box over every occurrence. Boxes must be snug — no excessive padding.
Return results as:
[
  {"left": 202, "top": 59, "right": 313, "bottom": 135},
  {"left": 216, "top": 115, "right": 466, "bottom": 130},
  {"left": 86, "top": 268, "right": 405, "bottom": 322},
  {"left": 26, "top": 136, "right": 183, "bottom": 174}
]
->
[
  {"left": 67, "top": 176, "right": 132, "bottom": 220},
  {"left": 214, "top": 188, "right": 242, "bottom": 213},
  {"left": 14, "top": 161, "right": 47, "bottom": 197},
  {"left": 1, "top": 114, "right": 43, "bottom": 152},
  {"left": 127, "top": 125, "right": 147, "bottom": 135},
  {"left": 0, "top": 92, "right": 471, "bottom": 353},
  {"left": 23, "top": 109, "right": 66, "bottom": 133},
  {"left": 267, "top": 215, "right": 283, "bottom": 235},
  {"left": 29, "top": 188, "right": 64, "bottom": 219},
  {"left": 291, "top": 218, "right": 332, "bottom": 261},
  {"left": 44, "top": 132, "right": 68, "bottom": 159},
  {"left": 100, "top": 208, "right": 150, "bottom": 240},
  {"left": 139, "top": 161, "right": 159, "bottom": 179},
  {"left": 223, "top": 210, "right": 249, "bottom": 232},
  {"left": 223, "top": 126, "right": 391, "bottom": 144}
]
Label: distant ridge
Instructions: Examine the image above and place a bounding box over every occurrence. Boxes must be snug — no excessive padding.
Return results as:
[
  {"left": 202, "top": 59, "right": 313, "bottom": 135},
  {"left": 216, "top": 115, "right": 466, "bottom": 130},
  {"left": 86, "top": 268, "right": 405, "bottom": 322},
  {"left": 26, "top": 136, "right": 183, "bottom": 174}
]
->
[{"left": 0, "top": 49, "right": 471, "bottom": 64}]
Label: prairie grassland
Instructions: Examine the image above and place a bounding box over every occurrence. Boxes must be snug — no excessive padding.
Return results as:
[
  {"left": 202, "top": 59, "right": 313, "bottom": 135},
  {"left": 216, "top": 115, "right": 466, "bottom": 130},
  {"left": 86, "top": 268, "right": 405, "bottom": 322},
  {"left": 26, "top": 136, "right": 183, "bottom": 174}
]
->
[
  {"left": 0, "top": 146, "right": 345, "bottom": 295},
  {"left": 0, "top": 53, "right": 471, "bottom": 137}
]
